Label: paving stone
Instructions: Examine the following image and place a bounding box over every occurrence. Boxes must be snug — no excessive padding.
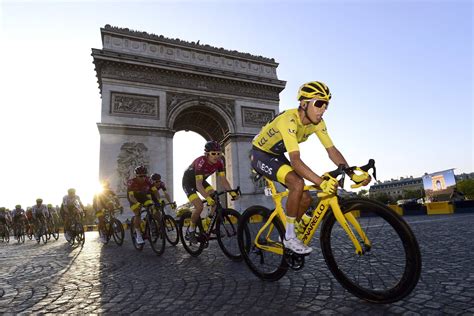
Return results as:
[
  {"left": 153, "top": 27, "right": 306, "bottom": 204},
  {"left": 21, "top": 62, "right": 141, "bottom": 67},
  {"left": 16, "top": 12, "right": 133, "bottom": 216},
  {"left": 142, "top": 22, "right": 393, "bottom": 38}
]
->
[{"left": 0, "top": 214, "right": 473, "bottom": 314}]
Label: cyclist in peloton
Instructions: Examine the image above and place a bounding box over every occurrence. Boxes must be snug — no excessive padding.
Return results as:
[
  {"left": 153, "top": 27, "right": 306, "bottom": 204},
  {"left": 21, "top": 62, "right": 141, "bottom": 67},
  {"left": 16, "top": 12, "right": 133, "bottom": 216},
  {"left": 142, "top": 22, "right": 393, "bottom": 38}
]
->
[
  {"left": 93, "top": 180, "right": 123, "bottom": 243},
  {"left": 12, "top": 205, "right": 26, "bottom": 239},
  {"left": 182, "top": 140, "right": 239, "bottom": 243},
  {"left": 31, "top": 198, "right": 49, "bottom": 242},
  {"left": 150, "top": 173, "right": 176, "bottom": 213},
  {"left": 127, "top": 166, "right": 160, "bottom": 245},
  {"left": 61, "top": 188, "right": 85, "bottom": 242},
  {"left": 0, "top": 207, "right": 7, "bottom": 229},
  {"left": 250, "top": 81, "right": 371, "bottom": 255}
]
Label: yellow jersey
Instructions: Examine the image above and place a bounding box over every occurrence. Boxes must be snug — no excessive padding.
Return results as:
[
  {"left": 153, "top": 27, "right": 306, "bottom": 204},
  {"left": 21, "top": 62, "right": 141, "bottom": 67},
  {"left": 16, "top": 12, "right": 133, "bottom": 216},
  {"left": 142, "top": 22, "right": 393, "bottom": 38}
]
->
[{"left": 252, "top": 108, "right": 333, "bottom": 155}]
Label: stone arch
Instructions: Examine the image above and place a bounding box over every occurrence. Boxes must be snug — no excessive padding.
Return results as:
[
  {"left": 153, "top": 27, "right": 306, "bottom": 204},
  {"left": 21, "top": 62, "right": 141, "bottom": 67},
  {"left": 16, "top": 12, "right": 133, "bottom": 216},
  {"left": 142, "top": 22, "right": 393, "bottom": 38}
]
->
[
  {"left": 168, "top": 99, "right": 236, "bottom": 141},
  {"left": 92, "top": 25, "right": 286, "bottom": 213}
]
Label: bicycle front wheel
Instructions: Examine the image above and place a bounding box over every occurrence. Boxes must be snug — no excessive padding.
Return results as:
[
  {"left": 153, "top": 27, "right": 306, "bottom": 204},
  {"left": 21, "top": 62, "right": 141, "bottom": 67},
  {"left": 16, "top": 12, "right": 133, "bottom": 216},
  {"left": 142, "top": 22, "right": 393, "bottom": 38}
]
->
[
  {"left": 148, "top": 217, "right": 165, "bottom": 256},
  {"left": 320, "top": 198, "right": 422, "bottom": 304},
  {"left": 216, "top": 208, "right": 242, "bottom": 261},
  {"left": 75, "top": 223, "right": 85, "bottom": 245},
  {"left": 111, "top": 218, "right": 125, "bottom": 246},
  {"left": 238, "top": 205, "right": 288, "bottom": 281},
  {"left": 163, "top": 215, "right": 179, "bottom": 246},
  {"left": 178, "top": 212, "right": 205, "bottom": 257}
]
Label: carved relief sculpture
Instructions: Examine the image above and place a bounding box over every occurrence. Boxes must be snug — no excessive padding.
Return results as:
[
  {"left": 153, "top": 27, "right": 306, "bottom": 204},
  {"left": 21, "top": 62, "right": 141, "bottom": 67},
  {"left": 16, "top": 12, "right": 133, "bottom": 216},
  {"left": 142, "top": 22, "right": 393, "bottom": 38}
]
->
[
  {"left": 242, "top": 107, "right": 275, "bottom": 127},
  {"left": 116, "top": 142, "right": 150, "bottom": 193},
  {"left": 111, "top": 92, "right": 159, "bottom": 118}
]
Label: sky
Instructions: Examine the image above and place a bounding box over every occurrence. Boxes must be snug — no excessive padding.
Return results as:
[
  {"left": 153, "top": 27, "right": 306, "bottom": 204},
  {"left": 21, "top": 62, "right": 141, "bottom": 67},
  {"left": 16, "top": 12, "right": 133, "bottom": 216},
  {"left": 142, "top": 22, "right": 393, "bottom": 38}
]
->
[{"left": 0, "top": 0, "right": 472, "bottom": 208}]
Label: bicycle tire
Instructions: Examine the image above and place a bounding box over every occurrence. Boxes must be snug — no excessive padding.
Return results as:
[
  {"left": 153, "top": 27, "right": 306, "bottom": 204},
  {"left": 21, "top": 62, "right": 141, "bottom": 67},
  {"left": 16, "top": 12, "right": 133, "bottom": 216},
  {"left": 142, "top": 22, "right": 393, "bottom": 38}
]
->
[
  {"left": 163, "top": 215, "right": 179, "bottom": 246},
  {"left": 148, "top": 216, "right": 165, "bottom": 256},
  {"left": 65, "top": 228, "right": 75, "bottom": 246},
  {"left": 216, "top": 208, "right": 242, "bottom": 261},
  {"left": 75, "top": 223, "right": 85, "bottom": 245},
  {"left": 42, "top": 230, "right": 48, "bottom": 244},
  {"left": 179, "top": 212, "right": 205, "bottom": 257},
  {"left": 52, "top": 227, "right": 60, "bottom": 240},
  {"left": 320, "top": 197, "right": 422, "bottom": 304},
  {"left": 238, "top": 205, "right": 288, "bottom": 281},
  {"left": 130, "top": 217, "right": 144, "bottom": 251},
  {"left": 111, "top": 218, "right": 125, "bottom": 246}
]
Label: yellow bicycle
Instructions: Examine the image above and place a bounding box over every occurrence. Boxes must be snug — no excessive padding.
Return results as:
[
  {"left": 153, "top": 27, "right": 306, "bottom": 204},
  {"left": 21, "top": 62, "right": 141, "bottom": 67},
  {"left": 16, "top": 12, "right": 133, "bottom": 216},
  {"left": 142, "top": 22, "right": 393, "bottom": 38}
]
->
[{"left": 237, "top": 160, "right": 422, "bottom": 303}]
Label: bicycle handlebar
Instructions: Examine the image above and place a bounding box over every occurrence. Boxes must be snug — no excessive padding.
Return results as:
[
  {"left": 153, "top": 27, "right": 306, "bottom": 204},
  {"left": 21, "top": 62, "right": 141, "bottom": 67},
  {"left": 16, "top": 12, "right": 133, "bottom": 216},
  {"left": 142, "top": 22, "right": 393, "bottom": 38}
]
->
[
  {"left": 202, "top": 187, "right": 241, "bottom": 205},
  {"left": 325, "top": 159, "right": 377, "bottom": 189}
]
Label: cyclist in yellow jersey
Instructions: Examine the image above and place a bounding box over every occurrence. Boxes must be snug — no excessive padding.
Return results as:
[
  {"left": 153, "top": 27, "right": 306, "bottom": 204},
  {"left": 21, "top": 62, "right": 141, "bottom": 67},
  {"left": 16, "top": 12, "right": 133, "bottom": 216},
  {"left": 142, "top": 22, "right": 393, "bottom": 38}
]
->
[{"left": 250, "top": 81, "right": 371, "bottom": 254}]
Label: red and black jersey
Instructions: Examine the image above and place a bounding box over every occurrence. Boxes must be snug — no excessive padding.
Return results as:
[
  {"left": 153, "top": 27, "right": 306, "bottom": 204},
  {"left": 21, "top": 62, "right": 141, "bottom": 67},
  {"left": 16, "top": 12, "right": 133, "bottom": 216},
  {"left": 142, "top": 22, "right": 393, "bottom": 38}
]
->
[
  {"left": 127, "top": 177, "right": 155, "bottom": 194},
  {"left": 186, "top": 156, "right": 225, "bottom": 180},
  {"left": 152, "top": 181, "right": 167, "bottom": 192},
  {"left": 183, "top": 156, "right": 225, "bottom": 184}
]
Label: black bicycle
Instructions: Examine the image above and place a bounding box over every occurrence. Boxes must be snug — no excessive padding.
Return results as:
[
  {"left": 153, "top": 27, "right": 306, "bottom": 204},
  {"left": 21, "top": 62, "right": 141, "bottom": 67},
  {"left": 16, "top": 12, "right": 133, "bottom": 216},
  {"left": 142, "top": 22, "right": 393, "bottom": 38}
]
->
[
  {"left": 47, "top": 212, "right": 60, "bottom": 241},
  {"left": 130, "top": 203, "right": 166, "bottom": 255},
  {"left": 0, "top": 221, "right": 9, "bottom": 243},
  {"left": 99, "top": 207, "right": 125, "bottom": 246},
  {"left": 178, "top": 188, "right": 242, "bottom": 261},
  {"left": 64, "top": 202, "right": 85, "bottom": 246},
  {"left": 155, "top": 201, "right": 179, "bottom": 246},
  {"left": 35, "top": 215, "right": 48, "bottom": 244},
  {"left": 13, "top": 219, "right": 26, "bottom": 244}
]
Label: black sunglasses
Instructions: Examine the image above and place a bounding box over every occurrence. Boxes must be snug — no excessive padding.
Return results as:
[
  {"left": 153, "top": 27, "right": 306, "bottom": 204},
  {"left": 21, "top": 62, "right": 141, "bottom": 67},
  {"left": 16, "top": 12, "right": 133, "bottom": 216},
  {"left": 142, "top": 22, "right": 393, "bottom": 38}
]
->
[{"left": 312, "top": 99, "right": 329, "bottom": 109}]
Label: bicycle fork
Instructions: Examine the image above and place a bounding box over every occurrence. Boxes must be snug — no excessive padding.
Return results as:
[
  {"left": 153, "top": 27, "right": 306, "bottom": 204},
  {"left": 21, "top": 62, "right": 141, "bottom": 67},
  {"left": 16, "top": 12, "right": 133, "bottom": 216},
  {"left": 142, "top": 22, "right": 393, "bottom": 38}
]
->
[{"left": 329, "top": 197, "right": 371, "bottom": 255}]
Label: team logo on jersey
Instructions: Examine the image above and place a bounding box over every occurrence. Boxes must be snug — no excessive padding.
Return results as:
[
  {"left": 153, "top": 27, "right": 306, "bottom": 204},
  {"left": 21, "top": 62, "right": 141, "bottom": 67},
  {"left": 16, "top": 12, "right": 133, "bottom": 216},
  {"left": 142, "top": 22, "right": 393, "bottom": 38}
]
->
[
  {"left": 257, "top": 160, "right": 273, "bottom": 175},
  {"left": 288, "top": 128, "right": 296, "bottom": 134}
]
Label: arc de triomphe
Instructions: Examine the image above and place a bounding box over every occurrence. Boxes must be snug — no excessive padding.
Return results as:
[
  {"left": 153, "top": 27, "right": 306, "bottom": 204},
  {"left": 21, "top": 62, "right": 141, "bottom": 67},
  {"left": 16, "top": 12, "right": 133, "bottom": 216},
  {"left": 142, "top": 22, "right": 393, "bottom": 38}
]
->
[{"left": 92, "top": 25, "right": 286, "bottom": 211}]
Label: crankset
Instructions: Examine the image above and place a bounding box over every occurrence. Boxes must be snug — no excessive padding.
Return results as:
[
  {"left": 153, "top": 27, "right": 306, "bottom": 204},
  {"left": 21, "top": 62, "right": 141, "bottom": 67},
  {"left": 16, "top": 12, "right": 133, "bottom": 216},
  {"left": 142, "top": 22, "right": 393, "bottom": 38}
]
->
[{"left": 284, "top": 249, "right": 306, "bottom": 271}]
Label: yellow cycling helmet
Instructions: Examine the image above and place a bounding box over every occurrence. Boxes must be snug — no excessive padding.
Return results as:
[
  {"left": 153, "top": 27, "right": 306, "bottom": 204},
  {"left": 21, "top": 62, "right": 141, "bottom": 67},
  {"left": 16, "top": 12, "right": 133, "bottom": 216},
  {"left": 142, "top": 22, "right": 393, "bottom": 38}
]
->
[{"left": 297, "top": 81, "right": 332, "bottom": 101}]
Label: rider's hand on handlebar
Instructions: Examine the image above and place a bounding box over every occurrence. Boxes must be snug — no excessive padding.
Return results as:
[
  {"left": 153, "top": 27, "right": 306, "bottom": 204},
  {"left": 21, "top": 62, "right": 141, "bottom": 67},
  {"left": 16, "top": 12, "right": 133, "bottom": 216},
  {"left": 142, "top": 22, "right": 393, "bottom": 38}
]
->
[
  {"left": 171, "top": 202, "right": 177, "bottom": 210},
  {"left": 229, "top": 190, "right": 240, "bottom": 201},
  {"left": 320, "top": 178, "right": 338, "bottom": 195},
  {"left": 350, "top": 170, "right": 372, "bottom": 188},
  {"left": 205, "top": 196, "right": 215, "bottom": 206}
]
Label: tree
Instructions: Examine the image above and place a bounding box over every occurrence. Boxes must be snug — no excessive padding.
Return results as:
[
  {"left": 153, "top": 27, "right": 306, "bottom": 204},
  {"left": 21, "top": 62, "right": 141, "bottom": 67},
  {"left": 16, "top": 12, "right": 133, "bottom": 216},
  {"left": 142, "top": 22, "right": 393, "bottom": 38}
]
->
[
  {"left": 357, "top": 189, "right": 368, "bottom": 197},
  {"left": 403, "top": 189, "right": 424, "bottom": 200},
  {"left": 372, "top": 193, "right": 394, "bottom": 204},
  {"left": 457, "top": 179, "right": 474, "bottom": 199}
]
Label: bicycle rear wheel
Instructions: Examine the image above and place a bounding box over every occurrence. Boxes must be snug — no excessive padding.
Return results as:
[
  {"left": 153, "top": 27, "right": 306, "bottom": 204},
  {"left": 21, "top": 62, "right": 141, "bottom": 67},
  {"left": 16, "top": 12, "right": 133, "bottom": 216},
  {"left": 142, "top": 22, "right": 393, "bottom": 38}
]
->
[
  {"left": 179, "top": 212, "right": 205, "bottom": 257},
  {"left": 238, "top": 206, "right": 288, "bottom": 281},
  {"left": 148, "top": 216, "right": 165, "bottom": 256},
  {"left": 111, "top": 218, "right": 125, "bottom": 246},
  {"left": 320, "top": 198, "right": 422, "bottom": 304},
  {"left": 216, "top": 208, "right": 242, "bottom": 261},
  {"left": 163, "top": 215, "right": 179, "bottom": 246}
]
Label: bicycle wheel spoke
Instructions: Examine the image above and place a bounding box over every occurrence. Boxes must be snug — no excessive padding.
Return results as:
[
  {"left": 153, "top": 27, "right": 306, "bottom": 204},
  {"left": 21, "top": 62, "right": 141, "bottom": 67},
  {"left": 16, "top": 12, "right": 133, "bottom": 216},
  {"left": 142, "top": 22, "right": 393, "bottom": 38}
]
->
[{"left": 321, "top": 198, "right": 421, "bottom": 303}]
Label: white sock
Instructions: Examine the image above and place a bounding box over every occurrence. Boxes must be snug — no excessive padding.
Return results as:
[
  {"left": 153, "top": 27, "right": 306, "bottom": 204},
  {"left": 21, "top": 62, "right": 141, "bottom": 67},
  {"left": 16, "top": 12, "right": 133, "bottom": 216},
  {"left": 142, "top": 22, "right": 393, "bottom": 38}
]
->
[{"left": 285, "top": 216, "right": 296, "bottom": 240}]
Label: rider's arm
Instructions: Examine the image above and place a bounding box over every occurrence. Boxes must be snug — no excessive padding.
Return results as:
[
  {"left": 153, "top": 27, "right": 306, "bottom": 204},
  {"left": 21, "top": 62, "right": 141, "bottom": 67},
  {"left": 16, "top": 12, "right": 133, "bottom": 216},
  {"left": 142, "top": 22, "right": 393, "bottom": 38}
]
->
[
  {"left": 150, "top": 186, "right": 160, "bottom": 201},
  {"left": 163, "top": 191, "right": 172, "bottom": 203},
  {"left": 195, "top": 176, "right": 210, "bottom": 198},
  {"left": 128, "top": 191, "right": 139, "bottom": 204},
  {"left": 326, "top": 146, "right": 350, "bottom": 169},
  {"left": 217, "top": 173, "right": 233, "bottom": 191}
]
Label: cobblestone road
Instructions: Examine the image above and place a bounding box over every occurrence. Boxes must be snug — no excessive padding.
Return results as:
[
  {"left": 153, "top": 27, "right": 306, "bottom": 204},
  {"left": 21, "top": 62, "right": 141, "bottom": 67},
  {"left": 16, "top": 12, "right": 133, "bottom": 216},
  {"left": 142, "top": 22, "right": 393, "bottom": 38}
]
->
[{"left": 1, "top": 213, "right": 473, "bottom": 315}]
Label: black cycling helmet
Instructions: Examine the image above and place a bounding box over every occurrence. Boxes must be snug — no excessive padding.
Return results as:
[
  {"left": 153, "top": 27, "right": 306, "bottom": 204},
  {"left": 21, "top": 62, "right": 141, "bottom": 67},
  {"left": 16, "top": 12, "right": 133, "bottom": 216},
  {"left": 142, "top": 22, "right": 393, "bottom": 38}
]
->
[
  {"left": 134, "top": 165, "right": 148, "bottom": 175},
  {"left": 204, "top": 140, "right": 221, "bottom": 153},
  {"left": 151, "top": 173, "right": 161, "bottom": 181}
]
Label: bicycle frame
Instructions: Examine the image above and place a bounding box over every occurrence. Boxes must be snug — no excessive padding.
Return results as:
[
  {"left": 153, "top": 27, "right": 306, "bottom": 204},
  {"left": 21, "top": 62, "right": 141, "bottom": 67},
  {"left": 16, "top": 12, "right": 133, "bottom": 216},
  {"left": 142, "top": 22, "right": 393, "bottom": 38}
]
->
[{"left": 254, "top": 178, "right": 370, "bottom": 256}]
